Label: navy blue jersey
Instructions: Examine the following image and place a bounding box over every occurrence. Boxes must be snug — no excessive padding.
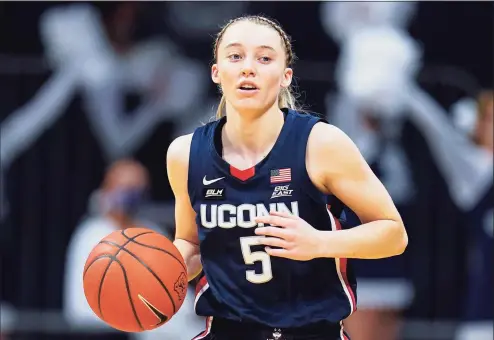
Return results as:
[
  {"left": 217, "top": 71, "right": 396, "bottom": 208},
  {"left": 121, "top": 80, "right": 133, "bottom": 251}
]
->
[
  {"left": 187, "top": 109, "right": 357, "bottom": 328},
  {"left": 464, "top": 183, "right": 492, "bottom": 321}
]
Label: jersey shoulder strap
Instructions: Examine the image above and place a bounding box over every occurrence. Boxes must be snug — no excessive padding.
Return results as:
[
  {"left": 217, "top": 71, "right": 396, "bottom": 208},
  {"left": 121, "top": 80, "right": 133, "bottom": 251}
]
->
[
  {"left": 188, "top": 120, "right": 221, "bottom": 200},
  {"left": 280, "top": 110, "right": 329, "bottom": 202}
]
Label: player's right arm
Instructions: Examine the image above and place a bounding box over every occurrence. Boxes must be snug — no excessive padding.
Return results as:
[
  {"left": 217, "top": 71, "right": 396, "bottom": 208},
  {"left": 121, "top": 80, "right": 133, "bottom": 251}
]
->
[{"left": 167, "top": 134, "right": 203, "bottom": 282}]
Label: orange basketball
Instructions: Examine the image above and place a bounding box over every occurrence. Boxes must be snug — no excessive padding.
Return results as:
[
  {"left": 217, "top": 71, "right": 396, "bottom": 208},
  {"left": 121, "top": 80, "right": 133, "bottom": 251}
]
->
[{"left": 83, "top": 227, "right": 188, "bottom": 332}]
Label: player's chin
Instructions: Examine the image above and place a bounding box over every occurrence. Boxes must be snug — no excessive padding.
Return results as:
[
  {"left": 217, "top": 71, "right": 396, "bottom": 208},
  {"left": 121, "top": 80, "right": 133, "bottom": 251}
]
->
[
  {"left": 233, "top": 98, "right": 267, "bottom": 114},
  {"left": 234, "top": 95, "right": 262, "bottom": 105}
]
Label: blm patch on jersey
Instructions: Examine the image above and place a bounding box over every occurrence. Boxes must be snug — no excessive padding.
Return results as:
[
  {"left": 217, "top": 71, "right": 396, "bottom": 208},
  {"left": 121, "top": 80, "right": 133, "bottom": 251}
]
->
[{"left": 203, "top": 188, "right": 226, "bottom": 200}]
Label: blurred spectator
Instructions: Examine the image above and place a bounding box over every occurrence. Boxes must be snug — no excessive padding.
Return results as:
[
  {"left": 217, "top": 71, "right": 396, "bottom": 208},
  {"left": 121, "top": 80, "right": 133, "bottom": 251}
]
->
[
  {"left": 320, "top": 1, "right": 417, "bottom": 44},
  {"left": 407, "top": 89, "right": 492, "bottom": 211},
  {"left": 0, "top": 1, "right": 207, "bottom": 223},
  {"left": 406, "top": 89, "right": 493, "bottom": 340},
  {"left": 64, "top": 159, "right": 204, "bottom": 340},
  {"left": 1, "top": 2, "right": 207, "bottom": 169},
  {"left": 39, "top": 2, "right": 207, "bottom": 159},
  {"left": 322, "top": 3, "right": 422, "bottom": 339}
]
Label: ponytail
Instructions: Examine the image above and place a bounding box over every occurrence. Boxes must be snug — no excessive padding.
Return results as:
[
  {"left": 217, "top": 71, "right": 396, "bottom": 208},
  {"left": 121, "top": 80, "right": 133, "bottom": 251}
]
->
[
  {"left": 215, "top": 95, "right": 227, "bottom": 119},
  {"left": 278, "top": 86, "right": 297, "bottom": 110}
]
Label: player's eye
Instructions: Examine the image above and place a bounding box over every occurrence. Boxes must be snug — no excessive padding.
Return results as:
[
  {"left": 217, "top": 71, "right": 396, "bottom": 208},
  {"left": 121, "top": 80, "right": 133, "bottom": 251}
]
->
[
  {"left": 259, "top": 56, "right": 272, "bottom": 63},
  {"left": 228, "top": 53, "right": 242, "bottom": 61}
]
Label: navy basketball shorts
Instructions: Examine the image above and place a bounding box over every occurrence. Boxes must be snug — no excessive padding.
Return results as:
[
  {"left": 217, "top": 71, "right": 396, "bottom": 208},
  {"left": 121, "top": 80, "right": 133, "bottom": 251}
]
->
[{"left": 192, "top": 317, "right": 351, "bottom": 340}]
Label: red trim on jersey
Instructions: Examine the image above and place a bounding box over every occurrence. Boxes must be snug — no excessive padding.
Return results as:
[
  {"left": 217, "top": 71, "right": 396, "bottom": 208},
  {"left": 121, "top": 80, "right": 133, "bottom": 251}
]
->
[
  {"left": 229, "top": 165, "right": 255, "bottom": 181},
  {"left": 196, "top": 275, "right": 208, "bottom": 296},
  {"left": 338, "top": 256, "right": 357, "bottom": 311},
  {"left": 329, "top": 207, "right": 357, "bottom": 313},
  {"left": 192, "top": 316, "right": 213, "bottom": 340}
]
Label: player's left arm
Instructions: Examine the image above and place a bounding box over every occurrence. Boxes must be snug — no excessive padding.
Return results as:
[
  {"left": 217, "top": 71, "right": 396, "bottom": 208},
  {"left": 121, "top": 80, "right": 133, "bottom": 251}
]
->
[
  {"left": 310, "top": 123, "right": 408, "bottom": 259},
  {"left": 256, "top": 123, "right": 408, "bottom": 260}
]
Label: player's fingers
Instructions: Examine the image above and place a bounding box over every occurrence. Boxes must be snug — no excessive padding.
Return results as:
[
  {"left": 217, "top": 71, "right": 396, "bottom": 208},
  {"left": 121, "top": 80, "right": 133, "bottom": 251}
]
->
[
  {"left": 269, "top": 210, "right": 298, "bottom": 220},
  {"left": 265, "top": 247, "right": 290, "bottom": 259},
  {"left": 255, "top": 226, "right": 288, "bottom": 239},
  {"left": 257, "top": 237, "right": 289, "bottom": 249},
  {"left": 255, "top": 215, "right": 292, "bottom": 227}
]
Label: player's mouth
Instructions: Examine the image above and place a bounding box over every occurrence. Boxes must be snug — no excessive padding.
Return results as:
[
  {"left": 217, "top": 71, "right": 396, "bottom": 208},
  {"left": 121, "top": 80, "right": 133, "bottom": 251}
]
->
[{"left": 237, "top": 81, "right": 259, "bottom": 95}]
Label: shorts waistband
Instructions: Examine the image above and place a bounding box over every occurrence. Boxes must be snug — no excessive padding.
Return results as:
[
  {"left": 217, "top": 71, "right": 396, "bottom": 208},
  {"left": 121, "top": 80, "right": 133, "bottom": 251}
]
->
[{"left": 211, "top": 317, "right": 343, "bottom": 337}]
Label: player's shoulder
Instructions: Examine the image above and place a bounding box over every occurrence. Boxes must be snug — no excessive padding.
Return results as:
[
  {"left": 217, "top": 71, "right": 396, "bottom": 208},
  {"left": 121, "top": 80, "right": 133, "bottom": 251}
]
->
[
  {"left": 311, "top": 120, "right": 344, "bottom": 139},
  {"left": 308, "top": 119, "right": 357, "bottom": 153},
  {"left": 167, "top": 133, "right": 194, "bottom": 169},
  {"left": 167, "top": 119, "right": 220, "bottom": 170}
]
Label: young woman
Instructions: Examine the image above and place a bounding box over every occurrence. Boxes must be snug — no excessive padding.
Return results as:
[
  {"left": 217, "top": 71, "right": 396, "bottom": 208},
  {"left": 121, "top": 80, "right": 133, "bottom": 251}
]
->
[{"left": 166, "top": 15, "right": 408, "bottom": 340}]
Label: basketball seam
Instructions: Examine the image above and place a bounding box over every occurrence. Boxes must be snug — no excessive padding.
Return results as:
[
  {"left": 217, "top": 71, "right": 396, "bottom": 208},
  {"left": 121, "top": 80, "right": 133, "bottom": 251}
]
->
[
  {"left": 84, "top": 254, "right": 144, "bottom": 331},
  {"left": 82, "top": 231, "right": 153, "bottom": 279},
  {"left": 120, "top": 230, "right": 187, "bottom": 273},
  {"left": 82, "top": 231, "right": 152, "bottom": 329},
  {"left": 109, "top": 254, "right": 144, "bottom": 331},
  {"left": 100, "top": 240, "right": 177, "bottom": 314}
]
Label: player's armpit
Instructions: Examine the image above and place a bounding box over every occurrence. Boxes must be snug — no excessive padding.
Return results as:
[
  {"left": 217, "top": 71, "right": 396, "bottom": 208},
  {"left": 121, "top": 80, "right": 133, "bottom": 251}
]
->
[
  {"left": 167, "top": 134, "right": 203, "bottom": 280},
  {"left": 307, "top": 123, "right": 408, "bottom": 259}
]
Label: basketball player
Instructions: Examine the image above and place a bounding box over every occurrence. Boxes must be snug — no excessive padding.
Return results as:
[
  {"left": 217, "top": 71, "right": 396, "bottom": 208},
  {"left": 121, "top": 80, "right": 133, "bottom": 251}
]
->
[{"left": 167, "top": 15, "right": 408, "bottom": 340}]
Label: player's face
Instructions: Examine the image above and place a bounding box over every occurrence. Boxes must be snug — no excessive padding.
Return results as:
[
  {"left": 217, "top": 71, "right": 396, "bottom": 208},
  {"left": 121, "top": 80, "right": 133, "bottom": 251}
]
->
[
  {"left": 479, "top": 99, "right": 493, "bottom": 150},
  {"left": 212, "top": 21, "right": 293, "bottom": 115}
]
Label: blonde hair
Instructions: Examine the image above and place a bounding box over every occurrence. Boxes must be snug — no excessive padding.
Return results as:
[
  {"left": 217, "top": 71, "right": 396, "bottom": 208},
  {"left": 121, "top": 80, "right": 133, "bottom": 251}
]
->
[{"left": 213, "top": 15, "right": 299, "bottom": 119}]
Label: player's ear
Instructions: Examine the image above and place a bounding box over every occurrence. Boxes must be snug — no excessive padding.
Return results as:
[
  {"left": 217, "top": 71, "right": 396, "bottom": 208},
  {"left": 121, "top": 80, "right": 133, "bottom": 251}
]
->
[
  {"left": 211, "top": 64, "right": 220, "bottom": 84},
  {"left": 281, "top": 67, "right": 293, "bottom": 88}
]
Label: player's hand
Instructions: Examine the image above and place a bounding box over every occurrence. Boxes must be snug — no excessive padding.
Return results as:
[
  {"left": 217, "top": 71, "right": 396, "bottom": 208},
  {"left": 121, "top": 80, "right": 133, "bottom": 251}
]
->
[{"left": 254, "top": 210, "right": 322, "bottom": 261}]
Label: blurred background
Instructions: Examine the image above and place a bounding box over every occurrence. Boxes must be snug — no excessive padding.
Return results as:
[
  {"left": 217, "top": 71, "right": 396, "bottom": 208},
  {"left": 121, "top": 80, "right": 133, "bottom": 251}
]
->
[{"left": 0, "top": 2, "right": 492, "bottom": 340}]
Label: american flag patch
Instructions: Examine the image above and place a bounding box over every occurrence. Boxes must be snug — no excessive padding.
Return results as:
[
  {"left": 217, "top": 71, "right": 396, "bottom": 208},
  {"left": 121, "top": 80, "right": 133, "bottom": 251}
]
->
[{"left": 270, "top": 168, "right": 291, "bottom": 183}]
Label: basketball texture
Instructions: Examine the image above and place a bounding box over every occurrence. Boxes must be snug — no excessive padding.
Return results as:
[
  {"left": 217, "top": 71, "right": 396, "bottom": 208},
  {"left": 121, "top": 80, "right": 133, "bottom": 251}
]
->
[{"left": 83, "top": 227, "right": 188, "bottom": 332}]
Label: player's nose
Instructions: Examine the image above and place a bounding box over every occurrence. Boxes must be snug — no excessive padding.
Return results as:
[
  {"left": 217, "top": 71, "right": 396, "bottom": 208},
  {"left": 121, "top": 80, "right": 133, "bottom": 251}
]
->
[{"left": 240, "top": 57, "right": 256, "bottom": 77}]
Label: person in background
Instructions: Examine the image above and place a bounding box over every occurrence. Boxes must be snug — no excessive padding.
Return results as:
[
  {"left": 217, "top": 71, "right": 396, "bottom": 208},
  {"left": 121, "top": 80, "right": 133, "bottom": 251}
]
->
[
  {"left": 406, "top": 89, "right": 493, "bottom": 340},
  {"left": 63, "top": 158, "right": 204, "bottom": 340},
  {"left": 330, "top": 26, "right": 420, "bottom": 340}
]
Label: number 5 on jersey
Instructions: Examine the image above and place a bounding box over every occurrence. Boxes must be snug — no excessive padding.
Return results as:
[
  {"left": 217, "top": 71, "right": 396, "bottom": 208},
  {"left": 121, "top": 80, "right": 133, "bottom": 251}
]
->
[{"left": 240, "top": 236, "right": 273, "bottom": 284}]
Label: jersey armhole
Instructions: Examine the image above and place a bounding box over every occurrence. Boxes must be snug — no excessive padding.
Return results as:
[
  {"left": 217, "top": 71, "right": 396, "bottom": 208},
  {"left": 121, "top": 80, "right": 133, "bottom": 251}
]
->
[
  {"left": 299, "top": 117, "right": 330, "bottom": 204},
  {"left": 187, "top": 130, "right": 203, "bottom": 202}
]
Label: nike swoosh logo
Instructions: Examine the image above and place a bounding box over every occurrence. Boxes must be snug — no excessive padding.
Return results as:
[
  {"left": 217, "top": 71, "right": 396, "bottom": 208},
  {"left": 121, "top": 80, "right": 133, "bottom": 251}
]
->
[
  {"left": 203, "top": 176, "right": 225, "bottom": 185},
  {"left": 137, "top": 294, "right": 168, "bottom": 327}
]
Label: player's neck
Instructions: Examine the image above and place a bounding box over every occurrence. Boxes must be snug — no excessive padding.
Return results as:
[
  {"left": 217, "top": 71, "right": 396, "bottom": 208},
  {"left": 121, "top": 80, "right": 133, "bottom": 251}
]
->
[{"left": 223, "top": 104, "right": 284, "bottom": 157}]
